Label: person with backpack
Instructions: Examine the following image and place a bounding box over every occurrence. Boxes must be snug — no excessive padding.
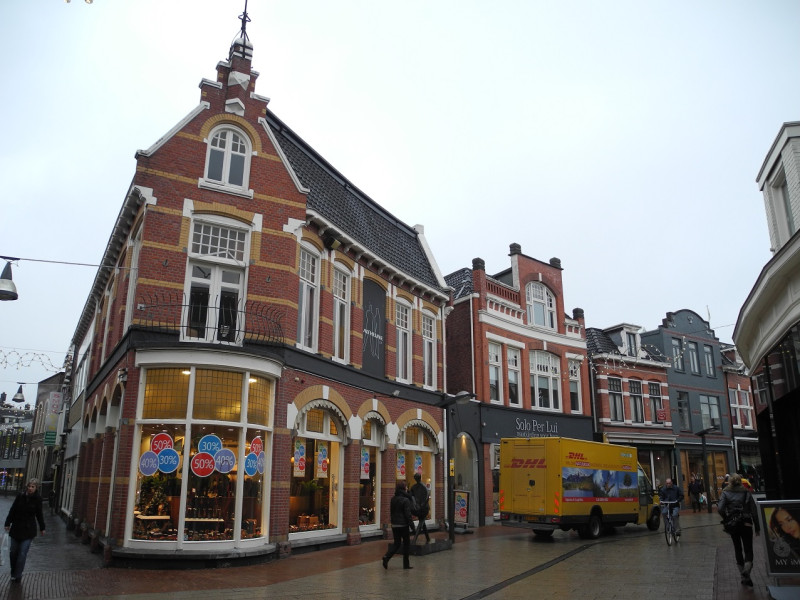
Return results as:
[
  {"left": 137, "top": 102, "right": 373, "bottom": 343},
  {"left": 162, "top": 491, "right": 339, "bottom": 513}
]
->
[
  {"left": 718, "top": 473, "right": 760, "bottom": 587},
  {"left": 410, "top": 472, "right": 431, "bottom": 544}
]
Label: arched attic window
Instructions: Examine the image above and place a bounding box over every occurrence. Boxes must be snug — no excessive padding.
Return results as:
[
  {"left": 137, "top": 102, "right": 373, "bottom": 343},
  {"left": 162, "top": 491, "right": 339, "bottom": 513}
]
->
[{"left": 203, "top": 126, "right": 252, "bottom": 192}]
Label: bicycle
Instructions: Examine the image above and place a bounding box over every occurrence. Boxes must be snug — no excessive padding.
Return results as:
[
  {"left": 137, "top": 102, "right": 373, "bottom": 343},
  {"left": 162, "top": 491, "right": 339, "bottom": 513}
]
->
[{"left": 661, "top": 500, "right": 679, "bottom": 546}]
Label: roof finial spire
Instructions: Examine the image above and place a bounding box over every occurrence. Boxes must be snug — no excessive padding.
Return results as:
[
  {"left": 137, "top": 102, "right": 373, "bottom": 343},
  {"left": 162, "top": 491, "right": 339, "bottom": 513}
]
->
[
  {"left": 238, "top": 0, "right": 251, "bottom": 43},
  {"left": 229, "top": 0, "right": 253, "bottom": 61}
]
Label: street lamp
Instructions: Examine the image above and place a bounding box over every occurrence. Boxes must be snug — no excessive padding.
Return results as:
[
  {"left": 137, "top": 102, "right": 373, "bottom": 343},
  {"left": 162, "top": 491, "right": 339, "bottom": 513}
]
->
[
  {"left": 0, "top": 258, "right": 18, "bottom": 301},
  {"left": 695, "top": 426, "right": 718, "bottom": 514},
  {"left": 439, "top": 391, "right": 475, "bottom": 546}
]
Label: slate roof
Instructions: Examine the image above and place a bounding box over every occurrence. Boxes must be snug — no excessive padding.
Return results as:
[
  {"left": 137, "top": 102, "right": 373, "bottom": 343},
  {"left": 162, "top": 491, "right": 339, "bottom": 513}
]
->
[
  {"left": 265, "top": 112, "right": 444, "bottom": 292},
  {"left": 586, "top": 327, "right": 668, "bottom": 363},
  {"left": 444, "top": 268, "right": 474, "bottom": 300}
]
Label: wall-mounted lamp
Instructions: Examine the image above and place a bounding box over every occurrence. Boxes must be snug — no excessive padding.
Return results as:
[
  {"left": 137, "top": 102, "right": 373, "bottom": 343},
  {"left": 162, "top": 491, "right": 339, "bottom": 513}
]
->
[
  {"left": 392, "top": 390, "right": 400, "bottom": 397},
  {"left": 322, "top": 233, "right": 342, "bottom": 251},
  {"left": 0, "top": 259, "right": 19, "bottom": 301}
]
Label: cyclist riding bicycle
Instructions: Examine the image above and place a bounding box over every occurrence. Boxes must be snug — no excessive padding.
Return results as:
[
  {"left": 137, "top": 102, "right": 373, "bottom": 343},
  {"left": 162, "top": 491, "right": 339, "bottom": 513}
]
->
[{"left": 660, "top": 478, "right": 684, "bottom": 538}]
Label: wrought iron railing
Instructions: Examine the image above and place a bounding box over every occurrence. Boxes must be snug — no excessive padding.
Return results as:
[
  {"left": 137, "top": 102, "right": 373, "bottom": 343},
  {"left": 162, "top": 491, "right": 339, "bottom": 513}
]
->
[{"left": 134, "top": 292, "right": 284, "bottom": 346}]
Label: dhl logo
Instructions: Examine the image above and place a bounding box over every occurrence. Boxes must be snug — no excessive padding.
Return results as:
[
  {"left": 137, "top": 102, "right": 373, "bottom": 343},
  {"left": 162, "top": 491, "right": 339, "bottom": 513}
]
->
[
  {"left": 567, "top": 452, "right": 587, "bottom": 460},
  {"left": 509, "top": 458, "right": 547, "bottom": 468}
]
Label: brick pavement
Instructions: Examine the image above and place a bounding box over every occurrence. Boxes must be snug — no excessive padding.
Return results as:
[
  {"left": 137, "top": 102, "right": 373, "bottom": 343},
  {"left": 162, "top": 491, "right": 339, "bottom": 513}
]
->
[{"left": 1, "top": 496, "right": 799, "bottom": 599}]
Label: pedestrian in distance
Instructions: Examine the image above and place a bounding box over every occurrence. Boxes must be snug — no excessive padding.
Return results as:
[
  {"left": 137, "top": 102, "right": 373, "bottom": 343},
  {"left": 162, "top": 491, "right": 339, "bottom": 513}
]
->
[
  {"left": 382, "top": 481, "right": 414, "bottom": 570},
  {"left": 718, "top": 473, "right": 760, "bottom": 587},
  {"left": 4, "top": 478, "right": 46, "bottom": 583},
  {"left": 410, "top": 472, "right": 431, "bottom": 544},
  {"left": 688, "top": 476, "right": 704, "bottom": 513},
  {"left": 660, "top": 478, "right": 684, "bottom": 537}
]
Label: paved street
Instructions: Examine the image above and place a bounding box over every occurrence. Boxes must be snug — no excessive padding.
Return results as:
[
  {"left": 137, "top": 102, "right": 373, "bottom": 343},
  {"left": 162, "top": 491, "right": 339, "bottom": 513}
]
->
[{"left": 0, "top": 494, "right": 797, "bottom": 600}]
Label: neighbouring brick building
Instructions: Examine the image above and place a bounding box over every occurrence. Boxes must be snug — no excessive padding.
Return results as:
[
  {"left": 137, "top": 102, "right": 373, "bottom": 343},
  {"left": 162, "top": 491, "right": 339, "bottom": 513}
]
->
[
  {"left": 444, "top": 244, "right": 592, "bottom": 526},
  {"left": 59, "top": 18, "right": 452, "bottom": 564},
  {"left": 586, "top": 324, "right": 673, "bottom": 489}
]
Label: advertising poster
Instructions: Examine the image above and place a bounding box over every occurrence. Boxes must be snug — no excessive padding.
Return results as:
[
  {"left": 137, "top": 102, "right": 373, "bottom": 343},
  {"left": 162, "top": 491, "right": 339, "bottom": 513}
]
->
[
  {"left": 315, "top": 441, "right": 328, "bottom": 479},
  {"left": 294, "top": 439, "right": 306, "bottom": 477},
  {"left": 361, "top": 279, "right": 386, "bottom": 377},
  {"left": 759, "top": 500, "right": 800, "bottom": 576},
  {"left": 414, "top": 453, "right": 423, "bottom": 475},
  {"left": 454, "top": 490, "right": 469, "bottom": 525},
  {"left": 561, "top": 467, "right": 638, "bottom": 503}
]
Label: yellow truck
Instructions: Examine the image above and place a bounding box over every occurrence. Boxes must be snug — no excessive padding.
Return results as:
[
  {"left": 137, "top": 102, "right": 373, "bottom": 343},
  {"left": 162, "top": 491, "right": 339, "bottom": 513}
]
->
[{"left": 499, "top": 437, "right": 661, "bottom": 539}]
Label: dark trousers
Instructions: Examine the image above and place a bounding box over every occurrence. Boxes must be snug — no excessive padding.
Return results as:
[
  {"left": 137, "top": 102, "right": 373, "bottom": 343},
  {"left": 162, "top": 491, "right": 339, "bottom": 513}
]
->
[
  {"left": 384, "top": 525, "right": 410, "bottom": 567},
  {"left": 9, "top": 536, "right": 33, "bottom": 580},
  {"left": 729, "top": 525, "right": 754, "bottom": 567}
]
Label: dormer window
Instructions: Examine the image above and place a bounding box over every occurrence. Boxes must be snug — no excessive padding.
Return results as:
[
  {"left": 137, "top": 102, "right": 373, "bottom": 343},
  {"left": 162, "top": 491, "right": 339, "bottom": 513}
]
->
[
  {"left": 202, "top": 126, "right": 252, "bottom": 194},
  {"left": 626, "top": 332, "right": 638, "bottom": 357},
  {"left": 526, "top": 282, "right": 555, "bottom": 329}
]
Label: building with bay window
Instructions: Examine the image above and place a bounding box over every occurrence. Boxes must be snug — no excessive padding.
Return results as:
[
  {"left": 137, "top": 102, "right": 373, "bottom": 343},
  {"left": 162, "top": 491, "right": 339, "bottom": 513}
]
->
[
  {"left": 444, "top": 245, "right": 592, "bottom": 526},
  {"left": 60, "top": 20, "right": 451, "bottom": 564}
]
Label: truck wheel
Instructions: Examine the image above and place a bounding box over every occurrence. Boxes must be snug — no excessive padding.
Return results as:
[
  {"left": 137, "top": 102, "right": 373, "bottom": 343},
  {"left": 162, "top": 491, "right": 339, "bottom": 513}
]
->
[
  {"left": 647, "top": 509, "right": 661, "bottom": 531},
  {"left": 578, "top": 514, "right": 602, "bottom": 539},
  {"left": 533, "top": 529, "right": 554, "bottom": 538}
]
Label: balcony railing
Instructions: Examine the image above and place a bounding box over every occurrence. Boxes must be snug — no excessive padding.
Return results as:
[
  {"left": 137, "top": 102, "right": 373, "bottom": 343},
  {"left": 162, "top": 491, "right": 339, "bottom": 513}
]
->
[{"left": 134, "top": 292, "right": 284, "bottom": 346}]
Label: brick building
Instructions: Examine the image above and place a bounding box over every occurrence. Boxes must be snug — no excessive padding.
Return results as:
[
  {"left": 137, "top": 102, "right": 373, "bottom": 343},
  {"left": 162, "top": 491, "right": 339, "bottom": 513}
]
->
[
  {"left": 59, "top": 20, "right": 452, "bottom": 563},
  {"left": 586, "top": 324, "right": 673, "bottom": 489},
  {"left": 444, "top": 244, "right": 592, "bottom": 526}
]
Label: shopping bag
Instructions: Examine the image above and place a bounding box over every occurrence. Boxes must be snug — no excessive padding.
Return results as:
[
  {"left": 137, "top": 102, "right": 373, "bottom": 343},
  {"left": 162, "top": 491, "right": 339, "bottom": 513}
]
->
[{"left": 0, "top": 533, "right": 7, "bottom": 566}]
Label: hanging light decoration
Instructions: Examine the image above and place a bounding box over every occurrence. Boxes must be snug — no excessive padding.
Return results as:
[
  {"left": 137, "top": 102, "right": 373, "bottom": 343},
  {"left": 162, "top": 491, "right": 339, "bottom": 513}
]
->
[{"left": 12, "top": 384, "right": 25, "bottom": 403}]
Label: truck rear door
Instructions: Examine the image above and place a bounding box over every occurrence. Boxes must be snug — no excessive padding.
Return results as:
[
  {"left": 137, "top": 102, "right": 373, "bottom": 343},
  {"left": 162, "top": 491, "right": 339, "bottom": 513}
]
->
[{"left": 511, "top": 442, "right": 547, "bottom": 516}]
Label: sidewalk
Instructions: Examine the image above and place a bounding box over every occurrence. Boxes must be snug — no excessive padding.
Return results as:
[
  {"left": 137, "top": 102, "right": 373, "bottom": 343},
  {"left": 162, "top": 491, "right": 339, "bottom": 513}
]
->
[{"left": 0, "top": 497, "right": 798, "bottom": 599}]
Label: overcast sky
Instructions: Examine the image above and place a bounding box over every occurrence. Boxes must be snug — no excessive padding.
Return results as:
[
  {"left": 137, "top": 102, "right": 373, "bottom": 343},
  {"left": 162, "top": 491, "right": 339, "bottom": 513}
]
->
[{"left": 2, "top": 0, "right": 798, "bottom": 399}]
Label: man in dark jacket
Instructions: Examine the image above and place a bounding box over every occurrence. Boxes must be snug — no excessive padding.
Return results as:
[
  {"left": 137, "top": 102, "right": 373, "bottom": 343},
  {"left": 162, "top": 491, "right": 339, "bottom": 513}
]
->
[
  {"left": 4, "top": 478, "right": 46, "bottom": 583},
  {"left": 660, "top": 478, "right": 684, "bottom": 537},
  {"left": 410, "top": 472, "right": 430, "bottom": 544},
  {"left": 718, "top": 473, "right": 760, "bottom": 587},
  {"left": 382, "top": 481, "right": 414, "bottom": 570}
]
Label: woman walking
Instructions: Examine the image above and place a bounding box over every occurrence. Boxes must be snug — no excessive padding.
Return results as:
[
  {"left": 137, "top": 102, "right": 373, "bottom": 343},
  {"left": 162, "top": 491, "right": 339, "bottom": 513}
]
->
[
  {"left": 718, "top": 474, "right": 760, "bottom": 587},
  {"left": 4, "top": 478, "right": 46, "bottom": 583}
]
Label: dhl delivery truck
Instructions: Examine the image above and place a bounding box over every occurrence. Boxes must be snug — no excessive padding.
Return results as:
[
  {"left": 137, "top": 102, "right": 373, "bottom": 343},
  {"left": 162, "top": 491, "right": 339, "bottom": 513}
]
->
[{"left": 499, "top": 437, "right": 660, "bottom": 539}]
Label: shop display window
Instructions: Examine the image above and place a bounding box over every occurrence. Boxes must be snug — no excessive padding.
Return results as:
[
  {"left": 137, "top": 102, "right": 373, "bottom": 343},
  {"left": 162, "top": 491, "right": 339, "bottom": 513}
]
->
[
  {"left": 133, "top": 424, "right": 184, "bottom": 541},
  {"left": 397, "top": 425, "right": 434, "bottom": 519},
  {"left": 289, "top": 408, "right": 342, "bottom": 534},
  {"left": 132, "top": 368, "right": 272, "bottom": 544},
  {"left": 359, "top": 418, "right": 383, "bottom": 528}
]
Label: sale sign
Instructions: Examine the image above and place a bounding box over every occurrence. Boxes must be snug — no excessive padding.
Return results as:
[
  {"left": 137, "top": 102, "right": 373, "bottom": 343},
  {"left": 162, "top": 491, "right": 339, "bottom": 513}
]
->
[
  {"left": 151, "top": 433, "right": 173, "bottom": 454},
  {"left": 294, "top": 439, "right": 306, "bottom": 477},
  {"left": 316, "top": 442, "right": 328, "bottom": 479},
  {"left": 360, "top": 447, "right": 370, "bottom": 480},
  {"left": 397, "top": 454, "right": 406, "bottom": 479}
]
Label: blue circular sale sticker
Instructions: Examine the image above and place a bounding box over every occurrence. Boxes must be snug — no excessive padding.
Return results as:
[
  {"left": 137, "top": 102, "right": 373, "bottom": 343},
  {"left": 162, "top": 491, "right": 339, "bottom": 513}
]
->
[
  {"left": 139, "top": 450, "right": 159, "bottom": 476},
  {"left": 244, "top": 452, "right": 259, "bottom": 476},
  {"left": 198, "top": 434, "right": 223, "bottom": 455},
  {"left": 158, "top": 448, "right": 180, "bottom": 474},
  {"left": 257, "top": 451, "right": 265, "bottom": 474}
]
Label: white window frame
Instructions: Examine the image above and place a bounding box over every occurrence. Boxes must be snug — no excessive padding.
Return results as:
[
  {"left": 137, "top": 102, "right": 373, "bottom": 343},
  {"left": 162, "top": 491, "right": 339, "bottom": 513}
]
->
[
  {"left": 297, "top": 246, "right": 320, "bottom": 352},
  {"left": 672, "top": 338, "right": 684, "bottom": 371},
  {"left": 648, "top": 382, "right": 663, "bottom": 423},
  {"left": 699, "top": 394, "right": 720, "bottom": 430},
  {"left": 568, "top": 360, "right": 581, "bottom": 413},
  {"left": 396, "top": 301, "right": 412, "bottom": 384},
  {"left": 687, "top": 341, "right": 700, "bottom": 374},
  {"left": 507, "top": 348, "right": 521, "bottom": 407},
  {"left": 183, "top": 217, "right": 249, "bottom": 344},
  {"left": 629, "top": 379, "right": 644, "bottom": 423},
  {"left": 124, "top": 225, "right": 143, "bottom": 331},
  {"left": 201, "top": 125, "right": 253, "bottom": 196},
  {"left": 703, "top": 345, "right": 715, "bottom": 376},
  {"left": 531, "top": 351, "right": 560, "bottom": 411},
  {"left": 422, "top": 312, "right": 436, "bottom": 389},
  {"left": 332, "top": 266, "right": 351, "bottom": 363},
  {"left": 489, "top": 343, "right": 502, "bottom": 404},
  {"left": 525, "top": 282, "right": 556, "bottom": 330},
  {"left": 608, "top": 377, "right": 624, "bottom": 422}
]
